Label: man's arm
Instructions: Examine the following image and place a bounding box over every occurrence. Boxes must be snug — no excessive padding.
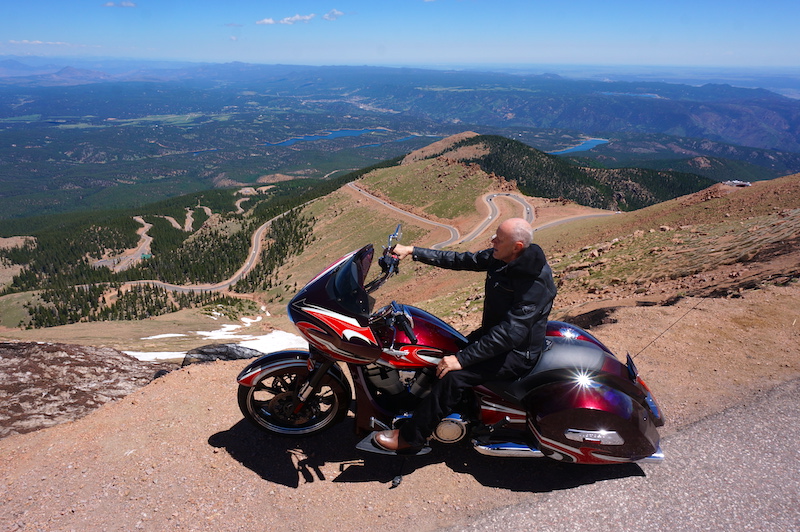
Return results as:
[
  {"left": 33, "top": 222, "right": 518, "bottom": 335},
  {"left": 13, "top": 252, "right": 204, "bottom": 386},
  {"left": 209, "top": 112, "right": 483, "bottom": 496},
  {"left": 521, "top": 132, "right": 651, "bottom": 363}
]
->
[
  {"left": 456, "top": 266, "right": 556, "bottom": 367},
  {"left": 392, "top": 244, "right": 414, "bottom": 260},
  {"left": 455, "top": 299, "right": 543, "bottom": 367},
  {"left": 410, "top": 247, "right": 492, "bottom": 271}
]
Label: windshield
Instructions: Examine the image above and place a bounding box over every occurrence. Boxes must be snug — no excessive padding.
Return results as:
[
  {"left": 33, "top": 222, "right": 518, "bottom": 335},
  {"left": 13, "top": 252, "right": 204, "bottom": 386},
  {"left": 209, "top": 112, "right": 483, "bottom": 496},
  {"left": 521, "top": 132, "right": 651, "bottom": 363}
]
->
[{"left": 328, "top": 245, "right": 374, "bottom": 317}]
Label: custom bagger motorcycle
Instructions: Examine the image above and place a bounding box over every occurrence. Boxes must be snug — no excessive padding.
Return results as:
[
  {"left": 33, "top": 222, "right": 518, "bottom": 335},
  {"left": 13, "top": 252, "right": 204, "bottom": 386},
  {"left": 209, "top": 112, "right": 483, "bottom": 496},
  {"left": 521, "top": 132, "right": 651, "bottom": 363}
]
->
[{"left": 237, "top": 226, "right": 664, "bottom": 464}]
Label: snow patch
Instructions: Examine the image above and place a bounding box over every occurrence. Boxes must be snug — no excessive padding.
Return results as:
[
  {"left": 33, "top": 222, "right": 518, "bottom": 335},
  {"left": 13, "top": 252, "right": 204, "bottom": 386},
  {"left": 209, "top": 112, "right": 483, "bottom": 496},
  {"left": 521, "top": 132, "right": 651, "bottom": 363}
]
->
[
  {"left": 241, "top": 316, "right": 262, "bottom": 326},
  {"left": 239, "top": 330, "right": 308, "bottom": 353},
  {"left": 125, "top": 350, "right": 186, "bottom": 362},
  {"left": 126, "top": 325, "right": 307, "bottom": 362},
  {"left": 140, "top": 333, "right": 187, "bottom": 340},
  {"left": 195, "top": 323, "right": 245, "bottom": 340}
]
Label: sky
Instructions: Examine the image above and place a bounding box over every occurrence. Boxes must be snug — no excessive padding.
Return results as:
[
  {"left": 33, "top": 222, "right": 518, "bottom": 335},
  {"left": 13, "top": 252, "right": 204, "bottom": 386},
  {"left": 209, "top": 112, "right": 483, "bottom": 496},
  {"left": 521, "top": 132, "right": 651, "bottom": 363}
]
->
[{"left": 1, "top": 0, "right": 799, "bottom": 69}]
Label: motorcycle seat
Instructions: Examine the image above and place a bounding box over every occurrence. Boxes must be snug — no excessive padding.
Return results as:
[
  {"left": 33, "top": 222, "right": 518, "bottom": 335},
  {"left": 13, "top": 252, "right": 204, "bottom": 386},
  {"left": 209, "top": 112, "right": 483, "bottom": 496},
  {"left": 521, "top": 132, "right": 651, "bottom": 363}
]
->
[{"left": 481, "top": 337, "right": 610, "bottom": 403}]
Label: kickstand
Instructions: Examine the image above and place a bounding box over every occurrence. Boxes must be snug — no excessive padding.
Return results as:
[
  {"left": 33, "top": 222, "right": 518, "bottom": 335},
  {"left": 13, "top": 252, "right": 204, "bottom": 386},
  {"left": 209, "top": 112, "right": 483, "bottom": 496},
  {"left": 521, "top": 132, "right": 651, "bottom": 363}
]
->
[{"left": 390, "top": 456, "right": 407, "bottom": 489}]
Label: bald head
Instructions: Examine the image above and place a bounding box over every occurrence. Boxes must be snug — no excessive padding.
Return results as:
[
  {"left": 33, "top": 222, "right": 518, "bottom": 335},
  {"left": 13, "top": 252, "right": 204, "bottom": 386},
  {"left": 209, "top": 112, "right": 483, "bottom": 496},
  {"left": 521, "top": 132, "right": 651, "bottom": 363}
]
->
[
  {"left": 492, "top": 218, "right": 534, "bottom": 263},
  {"left": 501, "top": 218, "right": 533, "bottom": 248}
]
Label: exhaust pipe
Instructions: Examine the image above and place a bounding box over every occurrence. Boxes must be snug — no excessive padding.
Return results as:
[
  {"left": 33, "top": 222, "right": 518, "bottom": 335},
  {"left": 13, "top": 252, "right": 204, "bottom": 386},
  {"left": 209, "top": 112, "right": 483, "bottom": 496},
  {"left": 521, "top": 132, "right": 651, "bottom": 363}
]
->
[
  {"left": 472, "top": 439, "right": 545, "bottom": 458},
  {"left": 473, "top": 440, "right": 665, "bottom": 463}
]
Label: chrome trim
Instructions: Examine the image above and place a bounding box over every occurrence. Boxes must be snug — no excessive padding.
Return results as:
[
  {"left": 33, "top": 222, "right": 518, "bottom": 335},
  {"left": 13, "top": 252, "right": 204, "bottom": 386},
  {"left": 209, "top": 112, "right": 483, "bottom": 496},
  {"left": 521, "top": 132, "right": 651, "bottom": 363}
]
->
[
  {"left": 369, "top": 417, "right": 390, "bottom": 431},
  {"left": 636, "top": 446, "right": 665, "bottom": 464},
  {"left": 472, "top": 440, "right": 545, "bottom": 458},
  {"left": 433, "top": 413, "right": 469, "bottom": 443},
  {"left": 565, "top": 428, "right": 625, "bottom": 445}
]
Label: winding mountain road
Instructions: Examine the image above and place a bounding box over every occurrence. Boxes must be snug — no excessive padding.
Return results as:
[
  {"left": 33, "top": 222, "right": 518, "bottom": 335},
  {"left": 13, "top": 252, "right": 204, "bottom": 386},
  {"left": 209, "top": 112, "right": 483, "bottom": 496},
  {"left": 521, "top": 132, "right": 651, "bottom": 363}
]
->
[
  {"left": 118, "top": 183, "right": 543, "bottom": 293},
  {"left": 125, "top": 210, "right": 282, "bottom": 294},
  {"left": 347, "top": 183, "right": 461, "bottom": 249},
  {"left": 459, "top": 193, "right": 535, "bottom": 243},
  {"left": 93, "top": 216, "right": 153, "bottom": 272},
  {"left": 347, "top": 184, "right": 535, "bottom": 249}
]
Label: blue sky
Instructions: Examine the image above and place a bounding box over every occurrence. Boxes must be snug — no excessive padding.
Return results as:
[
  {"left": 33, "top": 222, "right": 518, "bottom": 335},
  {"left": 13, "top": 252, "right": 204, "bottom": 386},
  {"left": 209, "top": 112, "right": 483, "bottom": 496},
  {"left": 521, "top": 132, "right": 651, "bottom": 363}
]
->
[{"left": 1, "top": 0, "right": 798, "bottom": 68}]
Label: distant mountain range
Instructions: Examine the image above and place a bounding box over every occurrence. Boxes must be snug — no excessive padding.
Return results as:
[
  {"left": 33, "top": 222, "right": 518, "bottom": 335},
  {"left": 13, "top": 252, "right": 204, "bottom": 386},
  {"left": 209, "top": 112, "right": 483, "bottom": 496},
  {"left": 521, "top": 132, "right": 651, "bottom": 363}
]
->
[
  {"left": 1, "top": 59, "right": 799, "bottom": 221},
  {"left": 2, "top": 60, "right": 800, "bottom": 153}
]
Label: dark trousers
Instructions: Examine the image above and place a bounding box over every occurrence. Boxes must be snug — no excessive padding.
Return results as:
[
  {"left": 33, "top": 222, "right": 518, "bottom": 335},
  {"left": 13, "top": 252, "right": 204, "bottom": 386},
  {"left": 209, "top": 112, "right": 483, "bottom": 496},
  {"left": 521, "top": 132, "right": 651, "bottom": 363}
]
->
[{"left": 399, "top": 351, "right": 536, "bottom": 447}]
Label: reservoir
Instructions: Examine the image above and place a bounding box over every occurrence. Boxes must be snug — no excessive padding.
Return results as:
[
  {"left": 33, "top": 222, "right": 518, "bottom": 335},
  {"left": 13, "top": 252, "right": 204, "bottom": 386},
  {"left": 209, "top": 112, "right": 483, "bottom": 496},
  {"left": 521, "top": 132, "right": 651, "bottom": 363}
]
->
[{"left": 549, "top": 138, "right": 609, "bottom": 155}]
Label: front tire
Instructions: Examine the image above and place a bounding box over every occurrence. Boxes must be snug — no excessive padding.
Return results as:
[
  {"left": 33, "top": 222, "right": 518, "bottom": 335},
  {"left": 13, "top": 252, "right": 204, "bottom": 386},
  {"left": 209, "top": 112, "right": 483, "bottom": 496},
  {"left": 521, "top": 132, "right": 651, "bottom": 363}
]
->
[{"left": 237, "top": 360, "right": 350, "bottom": 436}]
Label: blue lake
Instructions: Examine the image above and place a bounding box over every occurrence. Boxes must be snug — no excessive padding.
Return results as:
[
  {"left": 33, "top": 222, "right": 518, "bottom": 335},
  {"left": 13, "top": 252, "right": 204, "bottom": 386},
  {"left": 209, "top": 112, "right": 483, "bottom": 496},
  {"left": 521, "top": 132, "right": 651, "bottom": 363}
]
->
[{"left": 549, "top": 138, "right": 609, "bottom": 155}]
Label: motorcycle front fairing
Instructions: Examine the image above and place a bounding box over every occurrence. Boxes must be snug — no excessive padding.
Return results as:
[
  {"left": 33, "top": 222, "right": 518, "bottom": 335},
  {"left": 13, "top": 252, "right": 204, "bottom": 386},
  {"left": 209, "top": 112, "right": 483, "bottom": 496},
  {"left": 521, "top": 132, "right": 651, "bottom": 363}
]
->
[{"left": 288, "top": 244, "right": 384, "bottom": 364}]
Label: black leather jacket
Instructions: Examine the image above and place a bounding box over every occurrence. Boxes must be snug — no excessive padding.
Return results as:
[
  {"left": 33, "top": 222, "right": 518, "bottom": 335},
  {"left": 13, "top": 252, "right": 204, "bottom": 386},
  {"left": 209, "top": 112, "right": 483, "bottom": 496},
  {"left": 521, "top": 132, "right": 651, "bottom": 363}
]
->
[{"left": 412, "top": 244, "right": 557, "bottom": 367}]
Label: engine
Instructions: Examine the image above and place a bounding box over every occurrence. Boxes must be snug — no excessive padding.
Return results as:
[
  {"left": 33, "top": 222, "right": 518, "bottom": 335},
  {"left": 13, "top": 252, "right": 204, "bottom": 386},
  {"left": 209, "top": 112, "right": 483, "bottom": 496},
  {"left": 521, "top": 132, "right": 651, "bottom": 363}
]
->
[{"left": 362, "top": 364, "right": 435, "bottom": 411}]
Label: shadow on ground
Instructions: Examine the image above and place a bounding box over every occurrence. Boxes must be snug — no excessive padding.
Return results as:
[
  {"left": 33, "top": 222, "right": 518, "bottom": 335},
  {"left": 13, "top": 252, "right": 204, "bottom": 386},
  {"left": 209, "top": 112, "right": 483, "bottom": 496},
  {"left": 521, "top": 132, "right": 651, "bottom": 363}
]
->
[{"left": 209, "top": 418, "right": 645, "bottom": 491}]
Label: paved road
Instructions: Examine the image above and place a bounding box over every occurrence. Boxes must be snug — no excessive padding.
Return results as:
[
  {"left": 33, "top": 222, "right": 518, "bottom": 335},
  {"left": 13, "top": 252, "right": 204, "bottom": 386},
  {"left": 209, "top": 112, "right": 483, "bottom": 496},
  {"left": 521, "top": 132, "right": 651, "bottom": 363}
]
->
[
  {"left": 347, "top": 183, "right": 460, "bottom": 249},
  {"left": 125, "top": 211, "right": 281, "bottom": 293},
  {"left": 93, "top": 216, "right": 153, "bottom": 272},
  {"left": 349, "top": 184, "right": 534, "bottom": 249},
  {"left": 120, "top": 184, "right": 557, "bottom": 292},
  {"left": 444, "top": 377, "right": 800, "bottom": 531},
  {"left": 460, "top": 193, "right": 534, "bottom": 243},
  {"left": 533, "top": 212, "right": 614, "bottom": 232}
]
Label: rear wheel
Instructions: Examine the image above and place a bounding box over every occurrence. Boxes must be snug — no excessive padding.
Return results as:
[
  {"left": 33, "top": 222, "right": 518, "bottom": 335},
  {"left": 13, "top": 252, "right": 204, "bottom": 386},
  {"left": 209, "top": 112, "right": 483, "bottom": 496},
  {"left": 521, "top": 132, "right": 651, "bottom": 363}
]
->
[{"left": 237, "top": 360, "right": 350, "bottom": 436}]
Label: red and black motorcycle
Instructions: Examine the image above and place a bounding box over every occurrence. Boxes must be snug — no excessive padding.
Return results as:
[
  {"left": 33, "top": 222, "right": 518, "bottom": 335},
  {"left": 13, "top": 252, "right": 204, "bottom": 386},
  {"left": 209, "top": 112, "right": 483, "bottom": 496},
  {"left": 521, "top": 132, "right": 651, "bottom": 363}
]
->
[{"left": 237, "top": 226, "right": 664, "bottom": 464}]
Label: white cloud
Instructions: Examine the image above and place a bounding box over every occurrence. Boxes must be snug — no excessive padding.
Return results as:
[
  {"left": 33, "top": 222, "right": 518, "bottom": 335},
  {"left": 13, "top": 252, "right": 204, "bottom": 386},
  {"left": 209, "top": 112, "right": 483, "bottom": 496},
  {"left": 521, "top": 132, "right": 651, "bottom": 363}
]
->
[
  {"left": 279, "top": 13, "right": 316, "bottom": 25},
  {"left": 9, "top": 39, "right": 94, "bottom": 48},
  {"left": 103, "top": 1, "right": 137, "bottom": 7},
  {"left": 256, "top": 18, "right": 276, "bottom": 25},
  {"left": 323, "top": 9, "right": 344, "bottom": 21}
]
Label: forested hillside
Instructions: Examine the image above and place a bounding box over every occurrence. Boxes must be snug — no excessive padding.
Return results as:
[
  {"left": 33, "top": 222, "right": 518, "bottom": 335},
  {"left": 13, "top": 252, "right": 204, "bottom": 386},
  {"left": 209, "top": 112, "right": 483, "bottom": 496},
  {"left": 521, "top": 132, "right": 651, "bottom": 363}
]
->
[
  {"left": 0, "top": 131, "right": 764, "bottom": 329},
  {"left": 0, "top": 158, "right": 399, "bottom": 328},
  {"left": 431, "top": 135, "right": 715, "bottom": 210}
]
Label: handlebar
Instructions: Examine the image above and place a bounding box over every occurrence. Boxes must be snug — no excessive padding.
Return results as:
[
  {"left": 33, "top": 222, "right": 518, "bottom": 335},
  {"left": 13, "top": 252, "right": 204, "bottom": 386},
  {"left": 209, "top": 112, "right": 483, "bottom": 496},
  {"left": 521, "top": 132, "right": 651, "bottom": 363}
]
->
[{"left": 364, "top": 224, "right": 403, "bottom": 294}]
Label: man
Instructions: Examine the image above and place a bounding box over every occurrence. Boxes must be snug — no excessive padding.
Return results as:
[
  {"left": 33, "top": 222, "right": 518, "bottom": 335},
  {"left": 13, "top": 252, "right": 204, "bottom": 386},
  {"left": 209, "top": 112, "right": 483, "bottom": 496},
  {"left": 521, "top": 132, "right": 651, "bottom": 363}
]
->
[{"left": 374, "top": 217, "right": 558, "bottom": 453}]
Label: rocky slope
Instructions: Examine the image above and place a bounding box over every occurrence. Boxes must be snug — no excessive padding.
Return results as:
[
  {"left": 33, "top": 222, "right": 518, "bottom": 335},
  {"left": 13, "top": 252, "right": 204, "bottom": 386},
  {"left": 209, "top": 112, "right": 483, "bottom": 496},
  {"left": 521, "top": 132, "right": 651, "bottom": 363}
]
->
[{"left": 0, "top": 342, "right": 174, "bottom": 439}]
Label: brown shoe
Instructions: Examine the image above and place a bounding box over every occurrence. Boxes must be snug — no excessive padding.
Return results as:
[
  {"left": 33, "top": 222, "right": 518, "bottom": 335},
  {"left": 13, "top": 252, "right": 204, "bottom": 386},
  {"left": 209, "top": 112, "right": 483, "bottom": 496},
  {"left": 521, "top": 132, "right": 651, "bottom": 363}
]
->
[{"left": 374, "top": 429, "right": 421, "bottom": 453}]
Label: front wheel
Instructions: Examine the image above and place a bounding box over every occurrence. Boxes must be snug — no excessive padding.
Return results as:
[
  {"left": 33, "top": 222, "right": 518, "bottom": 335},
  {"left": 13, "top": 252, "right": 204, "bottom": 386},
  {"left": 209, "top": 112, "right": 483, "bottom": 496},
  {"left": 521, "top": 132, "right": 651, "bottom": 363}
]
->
[{"left": 237, "top": 360, "right": 350, "bottom": 436}]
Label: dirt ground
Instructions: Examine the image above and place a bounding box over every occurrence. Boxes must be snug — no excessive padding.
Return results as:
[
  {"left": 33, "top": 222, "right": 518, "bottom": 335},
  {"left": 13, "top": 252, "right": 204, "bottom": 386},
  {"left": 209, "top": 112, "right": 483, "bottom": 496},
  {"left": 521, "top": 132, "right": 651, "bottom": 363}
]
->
[
  {"left": 2, "top": 176, "right": 799, "bottom": 531},
  {"left": 2, "top": 277, "right": 798, "bottom": 532}
]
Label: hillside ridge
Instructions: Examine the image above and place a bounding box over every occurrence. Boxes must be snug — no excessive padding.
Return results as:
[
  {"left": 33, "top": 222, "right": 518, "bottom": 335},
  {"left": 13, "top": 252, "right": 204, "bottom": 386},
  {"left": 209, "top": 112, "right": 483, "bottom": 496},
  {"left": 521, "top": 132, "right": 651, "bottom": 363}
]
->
[{"left": 402, "top": 134, "right": 716, "bottom": 211}]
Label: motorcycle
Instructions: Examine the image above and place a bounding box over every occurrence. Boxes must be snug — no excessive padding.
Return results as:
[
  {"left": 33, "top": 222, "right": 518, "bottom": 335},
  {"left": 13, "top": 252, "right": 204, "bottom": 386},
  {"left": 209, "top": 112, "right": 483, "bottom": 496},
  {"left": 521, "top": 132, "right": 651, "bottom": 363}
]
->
[{"left": 237, "top": 225, "right": 664, "bottom": 465}]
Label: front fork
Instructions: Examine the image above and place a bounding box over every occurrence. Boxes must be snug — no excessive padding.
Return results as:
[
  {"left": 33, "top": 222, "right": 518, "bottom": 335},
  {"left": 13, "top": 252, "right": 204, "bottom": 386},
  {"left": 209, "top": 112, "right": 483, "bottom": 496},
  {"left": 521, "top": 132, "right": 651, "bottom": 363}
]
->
[{"left": 292, "top": 357, "right": 335, "bottom": 413}]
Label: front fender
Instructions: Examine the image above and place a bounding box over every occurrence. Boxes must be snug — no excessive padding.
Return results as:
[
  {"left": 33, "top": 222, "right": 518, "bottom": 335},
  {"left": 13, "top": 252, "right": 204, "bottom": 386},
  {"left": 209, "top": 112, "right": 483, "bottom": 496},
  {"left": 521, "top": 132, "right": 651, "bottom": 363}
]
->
[
  {"left": 236, "top": 350, "right": 310, "bottom": 386},
  {"left": 236, "top": 350, "right": 350, "bottom": 396}
]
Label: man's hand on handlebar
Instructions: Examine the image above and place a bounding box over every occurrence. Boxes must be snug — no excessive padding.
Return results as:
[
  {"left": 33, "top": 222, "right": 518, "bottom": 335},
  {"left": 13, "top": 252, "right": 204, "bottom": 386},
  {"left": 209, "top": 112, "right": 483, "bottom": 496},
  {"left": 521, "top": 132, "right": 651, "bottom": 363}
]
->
[{"left": 391, "top": 244, "right": 414, "bottom": 260}]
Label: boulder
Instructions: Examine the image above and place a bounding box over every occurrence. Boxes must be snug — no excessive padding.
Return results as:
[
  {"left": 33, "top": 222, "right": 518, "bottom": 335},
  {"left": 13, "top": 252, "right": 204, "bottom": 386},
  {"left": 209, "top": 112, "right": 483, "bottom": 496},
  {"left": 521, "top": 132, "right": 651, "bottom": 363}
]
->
[{"left": 182, "top": 343, "right": 264, "bottom": 367}]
